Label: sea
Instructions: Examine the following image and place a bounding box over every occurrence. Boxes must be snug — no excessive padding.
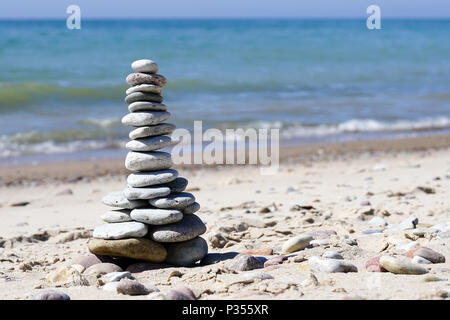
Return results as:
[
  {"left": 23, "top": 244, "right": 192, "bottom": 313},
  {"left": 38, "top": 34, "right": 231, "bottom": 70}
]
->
[{"left": 0, "top": 19, "right": 449, "bottom": 165}]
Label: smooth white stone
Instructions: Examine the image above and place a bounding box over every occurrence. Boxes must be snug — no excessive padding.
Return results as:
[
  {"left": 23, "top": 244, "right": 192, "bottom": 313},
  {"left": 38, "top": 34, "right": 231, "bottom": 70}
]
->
[
  {"left": 126, "top": 84, "right": 163, "bottom": 96},
  {"left": 127, "top": 169, "right": 178, "bottom": 187},
  {"left": 130, "top": 208, "right": 183, "bottom": 225},
  {"left": 282, "top": 235, "right": 313, "bottom": 253},
  {"left": 102, "top": 191, "right": 147, "bottom": 209},
  {"left": 125, "top": 151, "right": 172, "bottom": 171},
  {"left": 129, "top": 123, "right": 176, "bottom": 140},
  {"left": 124, "top": 186, "right": 171, "bottom": 200},
  {"left": 121, "top": 111, "right": 170, "bottom": 127},
  {"left": 308, "top": 256, "right": 358, "bottom": 273},
  {"left": 126, "top": 135, "right": 176, "bottom": 152},
  {"left": 93, "top": 222, "right": 148, "bottom": 240},
  {"left": 101, "top": 209, "right": 132, "bottom": 223},
  {"left": 149, "top": 192, "right": 195, "bottom": 210},
  {"left": 131, "top": 59, "right": 159, "bottom": 73}
]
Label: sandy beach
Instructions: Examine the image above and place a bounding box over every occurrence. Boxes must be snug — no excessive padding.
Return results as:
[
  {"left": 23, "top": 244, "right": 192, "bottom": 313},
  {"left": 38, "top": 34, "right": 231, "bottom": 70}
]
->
[{"left": 0, "top": 134, "right": 449, "bottom": 300}]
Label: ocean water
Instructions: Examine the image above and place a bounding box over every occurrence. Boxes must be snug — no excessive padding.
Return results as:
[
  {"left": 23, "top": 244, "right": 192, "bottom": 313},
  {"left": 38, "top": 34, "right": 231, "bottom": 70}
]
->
[{"left": 0, "top": 19, "right": 450, "bottom": 164}]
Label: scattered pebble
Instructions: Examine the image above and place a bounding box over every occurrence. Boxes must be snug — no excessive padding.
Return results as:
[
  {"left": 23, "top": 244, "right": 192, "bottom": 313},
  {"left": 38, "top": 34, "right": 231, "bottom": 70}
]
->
[
  {"left": 379, "top": 255, "right": 428, "bottom": 275},
  {"left": 116, "top": 278, "right": 153, "bottom": 296},
  {"left": 264, "top": 256, "right": 287, "bottom": 267},
  {"left": 308, "top": 256, "right": 358, "bottom": 273},
  {"left": 282, "top": 235, "right": 313, "bottom": 253},
  {"left": 228, "top": 254, "right": 264, "bottom": 272}
]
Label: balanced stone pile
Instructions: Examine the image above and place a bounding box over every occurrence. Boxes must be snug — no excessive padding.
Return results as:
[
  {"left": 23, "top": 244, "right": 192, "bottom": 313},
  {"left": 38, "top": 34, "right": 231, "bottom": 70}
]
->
[{"left": 88, "top": 59, "right": 208, "bottom": 267}]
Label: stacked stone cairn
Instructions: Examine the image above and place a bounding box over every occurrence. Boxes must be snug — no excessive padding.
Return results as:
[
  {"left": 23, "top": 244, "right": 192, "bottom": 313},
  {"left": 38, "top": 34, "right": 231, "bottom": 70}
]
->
[{"left": 88, "top": 59, "right": 208, "bottom": 267}]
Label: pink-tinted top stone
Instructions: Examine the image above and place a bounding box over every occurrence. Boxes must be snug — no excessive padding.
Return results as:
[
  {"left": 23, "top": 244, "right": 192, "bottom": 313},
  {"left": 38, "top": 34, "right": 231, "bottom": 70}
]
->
[{"left": 365, "top": 256, "right": 387, "bottom": 272}]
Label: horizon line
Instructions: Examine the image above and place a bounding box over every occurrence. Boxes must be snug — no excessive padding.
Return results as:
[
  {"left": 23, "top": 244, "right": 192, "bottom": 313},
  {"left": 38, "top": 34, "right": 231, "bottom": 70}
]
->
[{"left": 1, "top": 16, "right": 450, "bottom": 20}]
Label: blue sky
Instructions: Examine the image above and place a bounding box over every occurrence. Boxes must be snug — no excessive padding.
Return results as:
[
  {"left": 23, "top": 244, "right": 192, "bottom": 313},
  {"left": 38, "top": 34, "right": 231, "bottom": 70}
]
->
[{"left": 1, "top": 0, "right": 450, "bottom": 18}]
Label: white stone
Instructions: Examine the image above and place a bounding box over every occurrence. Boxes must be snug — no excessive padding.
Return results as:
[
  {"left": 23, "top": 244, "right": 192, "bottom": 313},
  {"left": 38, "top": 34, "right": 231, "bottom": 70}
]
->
[
  {"left": 124, "top": 185, "right": 171, "bottom": 200},
  {"left": 308, "top": 256, "right": 357, "bottom": 273},
  {"left": 126, "top": 84, "right": 162, "bottom": 96},
  {"left": 130, "top": 208, "right": 183, "bottom": 225},
  {"left": 121, "top": 111, "right": 170, "bottom": 127},
  {"left": 101, "top": 209, "right": 132, "bottom": 223},
  {"left": 93, "top": 222, "right": 148, "bottom": 240},
  {"left": 131, "top": 59, "right": 159, "bottom": 73},
  {"left": 102, "top": 191, "right": 147, "bottom": 209},
  {"left": 126, "top": 135, "right": 175, "bottom": 152},
  {"left": 149, "top": 192, "right": 195, "bottom": 210},
  {"left": 282, "top": 235, "right": 313, "bottom": 253},
  {"left": 125, "top": 151, "right": 173, "bottom": 171},
  {"left": 129, "top": 123, "right": 176, "bottom": 140},
  {"left": 127, "top": 170, "right": 178, "bottom": 187}
]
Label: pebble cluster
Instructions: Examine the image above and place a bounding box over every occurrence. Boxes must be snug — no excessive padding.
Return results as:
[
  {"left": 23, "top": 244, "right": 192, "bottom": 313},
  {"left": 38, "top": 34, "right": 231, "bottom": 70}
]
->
[{"left": 87, "top": 59, "right": 207, "bottom": 267}]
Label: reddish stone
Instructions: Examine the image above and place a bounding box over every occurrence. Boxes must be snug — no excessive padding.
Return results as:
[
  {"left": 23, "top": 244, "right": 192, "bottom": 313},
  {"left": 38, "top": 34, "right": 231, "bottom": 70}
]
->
[
  {"left": 365, "top": 256, "right": 387, "bottom": 272},
  {"left": 241, "top": 248, "right": 273, "bottom": 256},
  {"left": 263, "top": 256, "right": 287, "bottom": 268},
  {"left": 405, "top": 246, "right": 421, "bottom": 258}
]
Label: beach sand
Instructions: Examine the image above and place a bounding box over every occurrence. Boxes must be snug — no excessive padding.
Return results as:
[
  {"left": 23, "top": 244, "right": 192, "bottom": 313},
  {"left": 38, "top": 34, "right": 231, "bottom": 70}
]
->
[{"left": 0, "top": 134, "right": 449, "bottom": 300}]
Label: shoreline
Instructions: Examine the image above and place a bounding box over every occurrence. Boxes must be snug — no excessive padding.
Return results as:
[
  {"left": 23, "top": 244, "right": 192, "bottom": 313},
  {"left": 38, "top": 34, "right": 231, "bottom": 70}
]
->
[{"left": 1, "top": 133, "right": 450, "bottom": 187}]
